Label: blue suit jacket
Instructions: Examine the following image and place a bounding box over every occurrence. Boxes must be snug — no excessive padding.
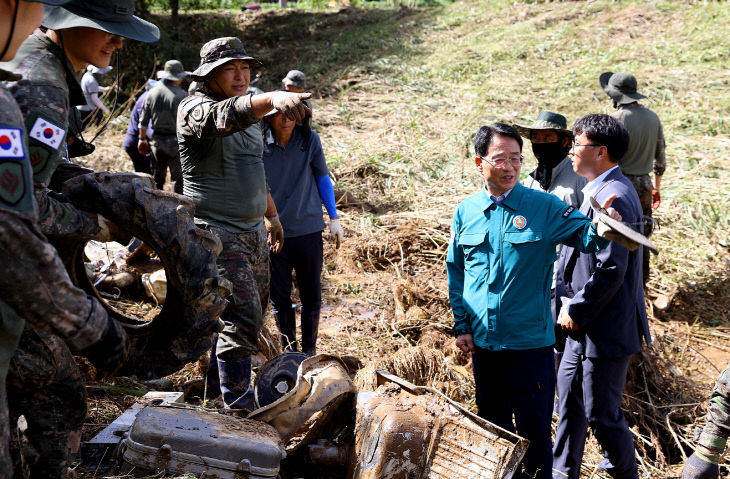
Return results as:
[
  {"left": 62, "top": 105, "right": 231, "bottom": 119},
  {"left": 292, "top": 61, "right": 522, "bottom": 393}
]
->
[{"left": 555, "top": 167, "right": 651, "bottom": 358}]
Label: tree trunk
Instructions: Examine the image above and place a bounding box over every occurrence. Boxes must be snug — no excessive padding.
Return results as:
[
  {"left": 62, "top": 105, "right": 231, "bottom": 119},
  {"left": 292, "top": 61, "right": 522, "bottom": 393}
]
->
[
  {"left": 279, "top": 0, "right": 288, "bottom": 8},
  {"left": 171, "top": 0, "right": 179, "bottom": 26}
]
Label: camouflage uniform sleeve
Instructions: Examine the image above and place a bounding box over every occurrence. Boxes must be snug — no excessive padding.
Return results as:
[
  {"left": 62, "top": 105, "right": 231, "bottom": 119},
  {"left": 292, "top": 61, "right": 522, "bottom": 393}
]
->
[
  {"left": 34, "top": 187, "right": 100, "bottom": 239},
  {"left": 0, "top": 210, "right": 107, "bottom": 351},
  {"left": 11, "top": 80, "right": 69, "bottom": 187},
  {"left": 11, "top": 79, "right": 99, "bottom": 238},
  {"left": 697, "top": 365, "right": 730, "bottom": 456},
  {"left": 178, "top": 93, "right": 259, "bottom": 139},
  {"left": 654, "top": 118, "right": 666, "bottom": 177}
]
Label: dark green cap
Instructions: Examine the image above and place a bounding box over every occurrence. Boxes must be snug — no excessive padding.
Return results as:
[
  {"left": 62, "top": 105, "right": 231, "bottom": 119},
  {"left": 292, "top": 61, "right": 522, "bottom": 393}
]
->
[
  {"left": 42, "top": 0, "right": 160, "bottom": 43},
  {"left": 600, "top": 71, "right": 646, "bottom": 105},
  {"left": 513, "top": 110, "right": 572, "bottom": 139}
]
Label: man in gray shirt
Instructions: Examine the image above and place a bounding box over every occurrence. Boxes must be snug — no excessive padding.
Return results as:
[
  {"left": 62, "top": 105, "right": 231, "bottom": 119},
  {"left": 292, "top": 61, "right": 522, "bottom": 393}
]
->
[
  {"left": 139, "top": 59, "right": 189, "bottom": 193},
  {"left": 600, "top": 71, "right": 666, "bottom": 284},
  {"left": 514, "top": 110, "right": 587, "bottom": 358}
]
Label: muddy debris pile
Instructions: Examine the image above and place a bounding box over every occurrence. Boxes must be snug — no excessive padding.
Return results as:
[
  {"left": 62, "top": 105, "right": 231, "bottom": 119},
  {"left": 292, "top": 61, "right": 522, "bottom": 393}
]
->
[{"left": 344, "top": 220, "right": 449, "bottom": 273}]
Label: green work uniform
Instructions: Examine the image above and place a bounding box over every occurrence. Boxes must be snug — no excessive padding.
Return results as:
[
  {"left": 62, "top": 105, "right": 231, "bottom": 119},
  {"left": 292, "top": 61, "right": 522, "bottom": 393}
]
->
[{"left": 178, "top": 87, "right": 268, "bottom": 360}]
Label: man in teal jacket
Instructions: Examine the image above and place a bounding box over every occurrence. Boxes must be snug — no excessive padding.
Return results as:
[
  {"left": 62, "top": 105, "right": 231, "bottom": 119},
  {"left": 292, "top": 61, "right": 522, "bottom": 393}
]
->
[{"left": 446, "top": 123, "right": 620, "bottom": 479}]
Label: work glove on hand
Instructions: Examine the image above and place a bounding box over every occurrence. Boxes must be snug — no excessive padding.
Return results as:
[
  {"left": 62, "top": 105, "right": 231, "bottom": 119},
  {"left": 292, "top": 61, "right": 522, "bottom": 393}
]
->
[
  {"left": 79, "top": 314, "right": 129, "bottom": 377},
  {"left": 651, "top": 189, "right": 661, "bottom": 209},
  {"left": 265, "top": 214, "right": 284, "bottom": 254},
  {"left": 329, "top": 218, "right": 344, "bottom": 248},
  {"left": 682, "top": 450, "right": 720, "bottom": 479},
  {"left": 137, "top": 139, "right": 149, "bottom": 155},
  {"left": 270, "top": 91, "right": 312, "bottom": 122}
]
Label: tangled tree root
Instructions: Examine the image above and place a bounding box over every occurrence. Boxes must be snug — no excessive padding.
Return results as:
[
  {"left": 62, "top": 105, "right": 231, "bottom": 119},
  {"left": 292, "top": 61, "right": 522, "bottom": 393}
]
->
[
  {"left": 354, "top": 345, "right": 474, "bottom": 404},
  {"left": 623, "top": 342, "right": 707, "bottom": 470}
]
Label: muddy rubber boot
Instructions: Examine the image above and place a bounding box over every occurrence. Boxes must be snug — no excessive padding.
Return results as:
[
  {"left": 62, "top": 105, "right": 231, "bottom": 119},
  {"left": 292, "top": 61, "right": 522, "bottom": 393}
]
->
[
  {"left": 301, "top": 307, "right": 320, "bottom": 357},
  {"left": 218, "top": 355, "right": 254, "bottom": 411},
  {"left": 273, "top": 304, "right": 298, "bottom": 352}
]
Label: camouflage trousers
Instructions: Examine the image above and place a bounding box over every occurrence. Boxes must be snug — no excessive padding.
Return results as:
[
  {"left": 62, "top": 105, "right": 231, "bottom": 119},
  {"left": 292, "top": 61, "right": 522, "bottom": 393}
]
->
[
  {"left": 150, "top": 134, "right": 183, "bottom": 195},
  {"left": 625, "top": 174, "right": 653, "bottom": 285},
  {"left": 207, "top": 224, "right": 269, "bottom": 359},
  {"left": 697, "top": 364, "right": 730, "bottom": 457},
  {"left": 6, "top": 328, "right": 86, "bottom": 479}
]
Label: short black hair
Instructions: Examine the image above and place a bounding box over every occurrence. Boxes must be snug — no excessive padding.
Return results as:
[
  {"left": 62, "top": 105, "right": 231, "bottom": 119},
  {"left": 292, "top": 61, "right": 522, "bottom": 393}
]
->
[
  {"left": 572, "top": 114, "right": 630, "bottom": 163},
  {"left": 474, "top": 123, "right": 523, "bottom": 157}
]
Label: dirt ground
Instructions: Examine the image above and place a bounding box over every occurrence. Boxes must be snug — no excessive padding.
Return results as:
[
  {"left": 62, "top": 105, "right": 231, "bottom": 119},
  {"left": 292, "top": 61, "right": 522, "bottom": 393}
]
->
[{"left": 57, "top": 3, "right": 730, "bottom": 478}]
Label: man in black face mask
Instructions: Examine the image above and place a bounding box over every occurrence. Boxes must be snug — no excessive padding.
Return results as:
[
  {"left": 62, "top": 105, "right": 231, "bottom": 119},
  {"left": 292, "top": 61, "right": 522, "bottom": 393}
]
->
[
  {"left": 515, "top": 110, "right": 586, "bottom": 203},
  {"left": 514, "top": 111, "right": 587, "bottom": 369}
]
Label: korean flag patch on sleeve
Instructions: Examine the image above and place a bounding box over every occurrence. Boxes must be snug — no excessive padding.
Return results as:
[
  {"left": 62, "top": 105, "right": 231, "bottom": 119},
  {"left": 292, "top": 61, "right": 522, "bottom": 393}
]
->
[
  {"left": 0, "top": 127, "right": 25, "bottom": 158},
  {"left": 29, "top": 117, "right": 66, "bottom": 150}
]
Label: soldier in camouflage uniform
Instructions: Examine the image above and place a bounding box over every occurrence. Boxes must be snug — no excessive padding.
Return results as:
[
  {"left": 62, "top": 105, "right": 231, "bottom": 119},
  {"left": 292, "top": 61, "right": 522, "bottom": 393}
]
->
[
  {"left": 600, "top": 72, "right": 666, "bottom": 285},
  {"left": 0, "top": 1, "right": 134, "bottom": 477},
  {"left": 178, "top": 37, "right": 310, "bottom": 409},
  {"left": 138, "top": 59, "right": 190, "bottom": 194},
  {"left": 1, "top": 0, "right": 158, "bottom": 240},
  {"left": 682, "top": 365, "right": 730, "bottom": 479},
  {"left": 0, "top": 1, "right": 158, "bottom": 477},
  {"left": 0, "top": 3, "right": 56, "bottom": 473}
]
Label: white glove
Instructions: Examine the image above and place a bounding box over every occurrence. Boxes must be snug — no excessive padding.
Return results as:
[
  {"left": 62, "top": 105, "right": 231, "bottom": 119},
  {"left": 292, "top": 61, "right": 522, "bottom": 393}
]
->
[
  {"left": 329, "top": 218, "right": 344, "bottom": 248},
  {"left": 270, "top": 91, "right": 312, "bottom": 121}
]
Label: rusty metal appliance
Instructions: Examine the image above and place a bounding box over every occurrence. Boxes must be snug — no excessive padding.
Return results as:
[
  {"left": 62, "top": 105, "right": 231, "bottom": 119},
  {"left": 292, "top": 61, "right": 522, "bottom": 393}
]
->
[
  {"left": 120, "top": 405, "right": 285, "bottom": 478},
  {"left": 347, "top": 370, "right": 529, "bottom": 479}
]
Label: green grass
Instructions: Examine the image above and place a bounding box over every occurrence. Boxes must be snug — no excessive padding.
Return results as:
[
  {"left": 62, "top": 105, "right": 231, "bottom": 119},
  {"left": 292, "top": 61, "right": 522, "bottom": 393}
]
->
[{"left": 296, "top": 0, "right": 730, "bottom": 286}]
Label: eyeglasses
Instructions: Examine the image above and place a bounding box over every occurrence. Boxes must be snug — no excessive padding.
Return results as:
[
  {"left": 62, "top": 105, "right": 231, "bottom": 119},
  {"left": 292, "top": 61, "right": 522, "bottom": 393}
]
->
[
  {"left": 481, "top": 155, "right": 524, "bottom": 168},
  {"left": 571, "top": 140, "right": 603, "bottom": 149}
]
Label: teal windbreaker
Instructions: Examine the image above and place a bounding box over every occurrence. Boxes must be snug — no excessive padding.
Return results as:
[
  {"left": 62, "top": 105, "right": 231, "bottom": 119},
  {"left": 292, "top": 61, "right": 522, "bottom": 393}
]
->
[{"left": 446, "top": 183, "right": 609, "bottom": 351}]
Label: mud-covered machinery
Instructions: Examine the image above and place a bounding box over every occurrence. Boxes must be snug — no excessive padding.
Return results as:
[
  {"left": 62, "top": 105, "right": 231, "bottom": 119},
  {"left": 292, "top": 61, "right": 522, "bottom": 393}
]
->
[{"left": 104, "top": 354, "right": 527, "bottom": 479}]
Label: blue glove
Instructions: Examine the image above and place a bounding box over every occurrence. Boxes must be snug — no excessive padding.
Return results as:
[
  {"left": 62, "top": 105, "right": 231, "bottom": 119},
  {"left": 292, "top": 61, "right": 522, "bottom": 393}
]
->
[{"left": 682, "top": 451, "right": 719, "bottom": 479}]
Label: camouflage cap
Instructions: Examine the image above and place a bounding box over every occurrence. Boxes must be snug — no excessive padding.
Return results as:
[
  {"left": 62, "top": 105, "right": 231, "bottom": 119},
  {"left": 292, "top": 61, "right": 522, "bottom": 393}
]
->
[
  {"left": 600, "top": 71, "right": 646, "bottom": 105},
  {"left": 190, "top": 37, "right": 263, "bottom": 80},
  {"left": 513, "top": 110, "right": 573, "bottom": 139},
  {"left": 282, "top": 69, "right": 306, "bottom": 88},
  {"left": 42, "top": 0, "right": 160, "bottom": 43}
]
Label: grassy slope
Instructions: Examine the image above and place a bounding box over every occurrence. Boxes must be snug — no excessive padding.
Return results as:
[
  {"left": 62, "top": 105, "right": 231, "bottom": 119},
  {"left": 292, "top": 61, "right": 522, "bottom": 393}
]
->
[{"left": 316, "top": 0, "right": 730, "bottom": 302}]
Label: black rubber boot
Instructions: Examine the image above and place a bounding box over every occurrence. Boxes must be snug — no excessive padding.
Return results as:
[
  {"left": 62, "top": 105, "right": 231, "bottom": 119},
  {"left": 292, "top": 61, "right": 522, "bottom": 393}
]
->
[
  {"left": 218, "top": 355, "right": 254, "bottom": 410},
  {"left": 273, "top": 304, "right": 298, "bottom": 352},
  {"left": 301, "top": 307, "right": 320, "bottom": 357}
]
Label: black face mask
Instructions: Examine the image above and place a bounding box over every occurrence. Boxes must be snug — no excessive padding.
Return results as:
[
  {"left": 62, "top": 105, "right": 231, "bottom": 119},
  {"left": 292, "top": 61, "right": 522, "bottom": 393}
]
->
[{"left": 531, "top": 141, "right": 570, "bottom": 190}]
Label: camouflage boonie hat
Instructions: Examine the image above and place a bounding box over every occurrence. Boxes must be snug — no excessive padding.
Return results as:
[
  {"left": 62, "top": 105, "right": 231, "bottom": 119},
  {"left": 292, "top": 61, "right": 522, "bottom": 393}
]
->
[
  {"left": 600, "top": 71, "right": 646, "bottom": 106},
  {"left": 513, "top": 110, "right": 573, "bottom": 139},
  {"left": 190, "top": 37, "right": 262, "bottom": 80},
  {"left": 282, "top": 69, "right": 306, "bottom": 89}
]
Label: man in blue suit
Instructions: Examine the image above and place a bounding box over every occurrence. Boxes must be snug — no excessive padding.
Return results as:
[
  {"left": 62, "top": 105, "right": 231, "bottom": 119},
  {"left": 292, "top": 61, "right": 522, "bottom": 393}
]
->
[{"left": 552, "top": 114, "right": 651, "bottom": 479}]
